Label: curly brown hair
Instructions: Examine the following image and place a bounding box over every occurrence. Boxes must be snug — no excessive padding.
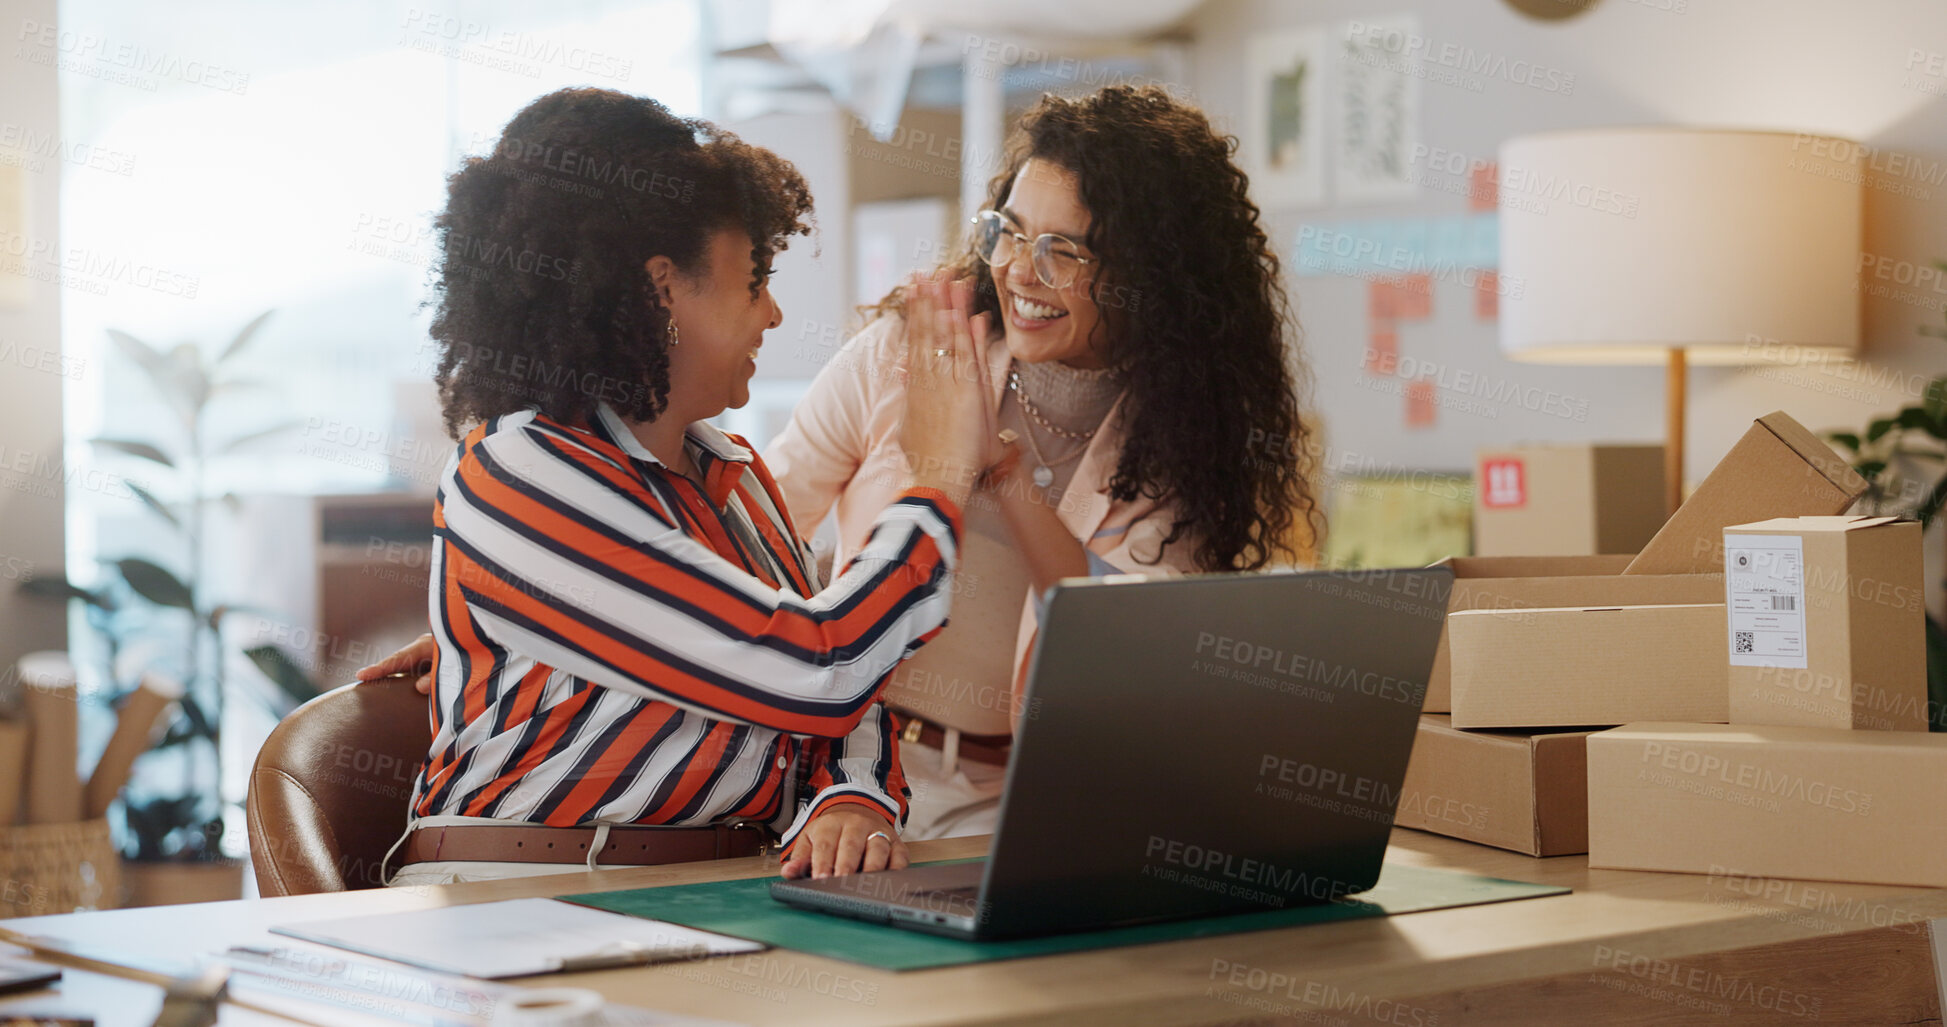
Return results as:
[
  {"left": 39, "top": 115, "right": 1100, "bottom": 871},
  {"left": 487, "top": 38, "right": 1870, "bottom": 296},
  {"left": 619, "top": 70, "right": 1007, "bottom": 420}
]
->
[
  {"left": 878, "top": 86, "right": 1320, "bottom": 570},
  {"left": 429, "top": 88, "right": 813, "bottom": 437}
]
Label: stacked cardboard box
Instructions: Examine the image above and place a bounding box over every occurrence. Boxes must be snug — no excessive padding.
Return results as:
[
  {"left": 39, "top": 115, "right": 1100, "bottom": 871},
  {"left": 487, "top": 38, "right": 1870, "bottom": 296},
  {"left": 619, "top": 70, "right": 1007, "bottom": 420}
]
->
[
  {"left": 1721, "top": 516, "right": 1926, "bottom": 731},
  {"left": 1422, "top": 555, "right": 1721, "bottom": 714},
  {"left": 1399, "top": 412, "right": 1871, "bottom": 857},
  {"left": 1587, "top": 514, "right": 1933, "bottom": 887},
  {"left": 1473, "top": 443, "right": 1666, "bottom": 558},
  {"left": 1395, "top": 716, "right": 1594, "bottom": 856},
  {"left": 1447, "top": 603, "right": 1728, "bottom": 729}
]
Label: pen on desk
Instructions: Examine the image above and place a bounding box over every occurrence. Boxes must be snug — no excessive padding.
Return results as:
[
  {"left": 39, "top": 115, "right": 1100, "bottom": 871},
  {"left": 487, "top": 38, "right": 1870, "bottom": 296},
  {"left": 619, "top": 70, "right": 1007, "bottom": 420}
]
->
[{"left": 552, "top": 942, "right": 706, "bottom": 973}]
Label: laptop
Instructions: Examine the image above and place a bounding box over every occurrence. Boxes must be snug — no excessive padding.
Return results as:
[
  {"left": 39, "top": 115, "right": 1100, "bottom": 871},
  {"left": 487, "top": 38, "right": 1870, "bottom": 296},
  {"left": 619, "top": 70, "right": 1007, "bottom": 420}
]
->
[{"left": 770, "top": 566, "right": 1453, "bottom": 940}]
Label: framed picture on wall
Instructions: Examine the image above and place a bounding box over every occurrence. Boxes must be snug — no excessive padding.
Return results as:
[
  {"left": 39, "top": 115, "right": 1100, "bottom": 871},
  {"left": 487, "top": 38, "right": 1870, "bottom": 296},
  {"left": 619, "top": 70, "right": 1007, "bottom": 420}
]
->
[
  {"left": 1244, "top": 26, "right": 1328, "bottom": 209},
  {"left": 1320, "top": 470, "right": 1474, "bottom": 570},
  {"left": 1334, "top": 14, "right": 1421, "bottom": 204}
]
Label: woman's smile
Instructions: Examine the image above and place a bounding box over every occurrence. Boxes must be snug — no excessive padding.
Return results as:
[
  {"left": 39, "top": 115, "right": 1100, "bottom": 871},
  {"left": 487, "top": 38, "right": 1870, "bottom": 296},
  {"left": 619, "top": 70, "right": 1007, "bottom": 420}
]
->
[{"left": 1005, "top": 293, "right": 1069, "bottom": 329}]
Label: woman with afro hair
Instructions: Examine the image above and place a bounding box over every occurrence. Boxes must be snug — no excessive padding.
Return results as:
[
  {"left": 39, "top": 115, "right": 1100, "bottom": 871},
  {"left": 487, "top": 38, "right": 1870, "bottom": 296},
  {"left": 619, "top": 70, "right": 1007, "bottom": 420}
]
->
[
  {"left": 376, "top": 88, "right": 1000, "bottom": 886},
  {"left": 365, "top": 85, "right": 1321, "bottom": 856}
]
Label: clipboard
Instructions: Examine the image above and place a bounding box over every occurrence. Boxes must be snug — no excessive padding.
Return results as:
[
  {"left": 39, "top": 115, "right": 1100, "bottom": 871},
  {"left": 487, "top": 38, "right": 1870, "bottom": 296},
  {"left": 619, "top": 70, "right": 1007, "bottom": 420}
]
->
[{"left": 271, "top": 897, "right": 763, "bottom": 979}]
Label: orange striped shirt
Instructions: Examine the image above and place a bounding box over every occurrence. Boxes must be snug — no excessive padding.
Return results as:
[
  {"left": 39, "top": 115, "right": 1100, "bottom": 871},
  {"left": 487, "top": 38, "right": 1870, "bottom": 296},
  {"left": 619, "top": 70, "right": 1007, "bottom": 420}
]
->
[{"left": 410, "top": 403, "right": 962, "bottom": 855}]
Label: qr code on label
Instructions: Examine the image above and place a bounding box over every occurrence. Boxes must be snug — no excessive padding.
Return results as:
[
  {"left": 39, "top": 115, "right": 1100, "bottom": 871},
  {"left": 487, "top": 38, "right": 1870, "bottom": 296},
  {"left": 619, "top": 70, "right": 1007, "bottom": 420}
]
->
[{"left": 1735, "top": 631, "right": 1754, "bottom": 654}]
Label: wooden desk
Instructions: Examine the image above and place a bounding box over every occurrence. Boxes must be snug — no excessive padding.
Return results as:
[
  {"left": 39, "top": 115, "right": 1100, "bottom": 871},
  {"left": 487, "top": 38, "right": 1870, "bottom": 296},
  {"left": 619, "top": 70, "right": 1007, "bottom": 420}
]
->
[{"left": 3, "top": 829, "right": 1941, "bottom": 1026}]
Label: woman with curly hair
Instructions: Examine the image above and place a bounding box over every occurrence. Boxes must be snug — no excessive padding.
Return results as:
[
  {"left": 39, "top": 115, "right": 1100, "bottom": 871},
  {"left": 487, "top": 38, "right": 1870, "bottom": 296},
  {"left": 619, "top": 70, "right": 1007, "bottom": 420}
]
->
[
  {"left": 362, "top": 85, "right": 1319, "bottom": 848},
  {"left": 376, "top": 87, "right": 999, "bottom": 886},
  {"left": 765, "top": 85, "right": 1321, "bottom": 839}
]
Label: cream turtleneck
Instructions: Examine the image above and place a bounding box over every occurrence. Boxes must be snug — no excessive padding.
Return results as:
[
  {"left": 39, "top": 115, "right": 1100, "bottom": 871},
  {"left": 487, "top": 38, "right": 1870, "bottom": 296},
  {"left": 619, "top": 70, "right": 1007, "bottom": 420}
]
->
[{"left": 1002, "top": 357, "right": 1123, "bottom": 497}]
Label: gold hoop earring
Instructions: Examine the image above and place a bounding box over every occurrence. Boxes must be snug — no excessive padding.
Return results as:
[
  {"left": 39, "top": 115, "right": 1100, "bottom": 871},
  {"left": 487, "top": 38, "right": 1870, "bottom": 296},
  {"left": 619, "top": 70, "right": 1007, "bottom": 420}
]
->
[{"left": 666, "top": 318, "right": 680, "bottom": 346}]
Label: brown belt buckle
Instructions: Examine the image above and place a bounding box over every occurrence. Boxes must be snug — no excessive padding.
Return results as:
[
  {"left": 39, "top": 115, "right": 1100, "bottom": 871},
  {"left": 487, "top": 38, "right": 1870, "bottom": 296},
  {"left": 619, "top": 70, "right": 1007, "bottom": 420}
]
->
[{"left": 727, "top": 819, "right": 771, "bottom": 858}]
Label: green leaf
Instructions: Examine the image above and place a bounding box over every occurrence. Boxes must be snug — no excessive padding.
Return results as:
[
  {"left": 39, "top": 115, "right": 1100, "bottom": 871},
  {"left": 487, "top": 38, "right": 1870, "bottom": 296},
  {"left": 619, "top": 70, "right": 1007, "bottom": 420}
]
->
[
  {"left": 216, "top": 419, "right": 303, "bottom": 455},
  {"left": 151, "top": 714, "right": 218, "bottom": 750},
  {"left": 217, "top": 310, "right": 274, "bottom": 365},
  {"left": 1917, "top": 473, "right": 1947, "bottom": 530},
  {"left": 245, "top": 644, "right": 323, "bottom": 708},
  {"left": 1926, "top": 377, "right": 1947, "bottom": 427},
  {"left": 175, "top": 694, "right": 217, "bottom": 742},
  {"left": 208, "top": 378, "right": 270, "bottom": 400},
  {"left": 107, "top": 329, "right": 195, "bottom": 414},
  {"left": 89, "top": 437, "right": 175, "bottom": 468},
  {"left": 1856, "top": 460, "right": 1887, "bottom": 481},
  {"left": 106, "top": 328, "right": 173, "bottom": 386},
  {"left": 1827, "top": 432, "right": 1861, "bottom": 453},
  {"left": 204, "top": 602, "right": 275, "bottom": 630},
  {"left": 122, "top": 795, "right": 206, "bottom": 844},
  {"left": 1866, "top": 417, "right": 1898, "bottom": 443},
  {"left": 18, "top": 576, "right": 115, "bottom": 610},
  {"left": 125, "top": 481, "right": 181, "bottom": 530},
  {"left": 113, "top": 557, "right": 193, "bottom": 609},
  {"left": 168, "top": 343, "right": 210, "bottom": 412}
]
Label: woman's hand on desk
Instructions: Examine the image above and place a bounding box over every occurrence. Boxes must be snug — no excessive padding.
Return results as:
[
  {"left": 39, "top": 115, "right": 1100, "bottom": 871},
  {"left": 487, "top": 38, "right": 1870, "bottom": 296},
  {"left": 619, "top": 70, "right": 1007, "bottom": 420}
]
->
[
  {"left": 356, "top": 633, "right": 436, "bottom": 695},
  {"left": 779, "top": 806, "right": 909, "bottom": 880}
]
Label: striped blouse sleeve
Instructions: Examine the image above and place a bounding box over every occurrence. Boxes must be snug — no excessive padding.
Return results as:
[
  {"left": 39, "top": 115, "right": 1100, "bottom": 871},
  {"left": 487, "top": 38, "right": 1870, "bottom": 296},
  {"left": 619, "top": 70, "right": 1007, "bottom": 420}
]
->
[
  {"left": 434, "top": 418, "right": 962, "bottom": 739},
  {"left": 776, "top": 701, "right": 909, "bottom": 858}
]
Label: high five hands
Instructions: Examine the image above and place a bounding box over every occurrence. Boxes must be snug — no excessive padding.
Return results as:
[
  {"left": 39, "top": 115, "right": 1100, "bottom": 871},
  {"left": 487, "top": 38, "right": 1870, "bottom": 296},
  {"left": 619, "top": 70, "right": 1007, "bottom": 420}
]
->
[{"left": 896, "top": 271, "right": 1012, "bottom": 500}]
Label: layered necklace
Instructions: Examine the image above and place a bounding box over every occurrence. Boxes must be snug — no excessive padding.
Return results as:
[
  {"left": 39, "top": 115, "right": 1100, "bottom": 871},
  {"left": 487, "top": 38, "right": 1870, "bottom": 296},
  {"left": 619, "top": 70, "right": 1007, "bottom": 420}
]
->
[{"left": 1006, "top": 359, "right": 1123, "bottom": 489}]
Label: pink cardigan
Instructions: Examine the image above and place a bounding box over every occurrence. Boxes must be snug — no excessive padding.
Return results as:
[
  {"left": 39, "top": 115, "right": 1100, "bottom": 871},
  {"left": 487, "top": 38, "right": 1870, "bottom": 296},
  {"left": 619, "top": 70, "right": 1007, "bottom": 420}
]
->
[{"left": 766, "top": 315, "right": 1200, "bottom": 708}]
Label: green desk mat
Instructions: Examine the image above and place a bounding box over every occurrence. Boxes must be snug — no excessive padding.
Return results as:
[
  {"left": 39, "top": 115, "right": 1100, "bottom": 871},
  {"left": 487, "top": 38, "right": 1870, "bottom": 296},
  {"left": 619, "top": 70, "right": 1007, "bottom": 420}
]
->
[{"left": 560, "top": 861, "right": 1567, "bottom": 971}]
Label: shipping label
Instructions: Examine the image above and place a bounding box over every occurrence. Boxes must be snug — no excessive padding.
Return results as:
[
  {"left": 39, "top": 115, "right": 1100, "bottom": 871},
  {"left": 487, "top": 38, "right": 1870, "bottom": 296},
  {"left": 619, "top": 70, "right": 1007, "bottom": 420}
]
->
[{"left": 1724, "top": 534, "right": 1808, "bottom": 668}]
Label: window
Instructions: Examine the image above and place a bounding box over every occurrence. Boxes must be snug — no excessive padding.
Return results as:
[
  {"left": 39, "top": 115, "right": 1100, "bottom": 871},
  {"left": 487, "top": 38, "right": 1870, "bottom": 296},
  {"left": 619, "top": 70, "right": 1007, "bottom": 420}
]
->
[{"left": 53, "top": 0, "right": 702, "bottom": 855}]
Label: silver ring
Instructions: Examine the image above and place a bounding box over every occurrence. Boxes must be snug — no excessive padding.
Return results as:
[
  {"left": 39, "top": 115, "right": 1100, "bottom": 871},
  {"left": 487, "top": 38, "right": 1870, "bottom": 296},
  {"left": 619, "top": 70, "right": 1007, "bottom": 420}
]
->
[
  {"left": 866, "top": 830, "right": 892, "bottom": 844},
  {"left": 934, "top": 348, "right": 950, "bottom": 358}
]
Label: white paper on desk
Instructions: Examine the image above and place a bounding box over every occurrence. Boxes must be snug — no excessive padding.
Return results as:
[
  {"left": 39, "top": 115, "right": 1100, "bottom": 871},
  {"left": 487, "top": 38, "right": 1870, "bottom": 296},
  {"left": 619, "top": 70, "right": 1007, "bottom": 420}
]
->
[
  {"left": 270, "top": 897, "right": 763, "bottom": 980},
  {"left": 223, "top": 945, "right": 750, "bottom": 1027}
]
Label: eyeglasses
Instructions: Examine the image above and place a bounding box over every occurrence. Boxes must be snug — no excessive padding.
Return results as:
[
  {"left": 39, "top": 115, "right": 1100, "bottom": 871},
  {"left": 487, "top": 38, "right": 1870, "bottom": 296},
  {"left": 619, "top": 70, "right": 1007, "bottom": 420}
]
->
[{"left": 969, "top": 210, "right": 1095, "bottom": 290}]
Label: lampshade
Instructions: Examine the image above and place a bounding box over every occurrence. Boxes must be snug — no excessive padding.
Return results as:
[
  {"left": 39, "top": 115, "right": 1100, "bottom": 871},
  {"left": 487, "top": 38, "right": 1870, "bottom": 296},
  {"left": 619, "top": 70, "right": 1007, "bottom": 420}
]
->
[{"left": 1498, "top": 128, "right": 1861, "bottom": 366}]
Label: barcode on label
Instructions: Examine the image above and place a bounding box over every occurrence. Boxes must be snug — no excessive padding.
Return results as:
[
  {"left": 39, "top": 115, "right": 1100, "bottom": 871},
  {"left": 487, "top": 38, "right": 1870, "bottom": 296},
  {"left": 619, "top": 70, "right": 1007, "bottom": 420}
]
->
[
  {"left": 1770, "top": 595, "right": 1797, "bottom": 611},
  {"left": 1735, "top": 631, "right": 1755, "bottom": 654}
]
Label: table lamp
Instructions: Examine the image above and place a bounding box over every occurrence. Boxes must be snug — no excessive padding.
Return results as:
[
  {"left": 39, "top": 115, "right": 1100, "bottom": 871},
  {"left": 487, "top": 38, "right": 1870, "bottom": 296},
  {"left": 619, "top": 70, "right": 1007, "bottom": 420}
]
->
[{"left": 1497, "top": 127, "right": 1862, "bottom": 514}]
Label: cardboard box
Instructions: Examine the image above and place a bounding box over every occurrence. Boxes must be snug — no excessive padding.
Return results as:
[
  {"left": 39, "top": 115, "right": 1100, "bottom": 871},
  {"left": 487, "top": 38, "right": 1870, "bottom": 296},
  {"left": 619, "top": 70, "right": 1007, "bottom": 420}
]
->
[
  {"left": 1723, "top": 516, "right": 1927, "bottom": 731},
  {"left": 1623, "top": 411, "right": 1868, "bottom": 576},
  {"left": 1395, "top": 714, "right": 1592, "bottom": 856},
  {"left": 1588, "top": 722, "right": 1947, "bottom": 887},
  {"left": 1474, "top": 444, "right": 1667, "bottom": 558},
  {"left": 1425, "top": 556, "right": 1725, "bottom": 712},
  {"left": 1448, "top": 604, "right": 1729, "bottom": 728},
  {"left": 0, "top": 720, "right": 24, "bottom": 826},
  {"left": 19, "top": 652, "right": 80, "bottom": 825}
]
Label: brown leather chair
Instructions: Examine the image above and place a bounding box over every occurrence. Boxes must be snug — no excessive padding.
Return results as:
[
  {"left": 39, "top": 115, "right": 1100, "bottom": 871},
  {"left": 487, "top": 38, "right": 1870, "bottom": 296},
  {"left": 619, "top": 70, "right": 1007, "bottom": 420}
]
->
[{"left": 246, "top": 677, "right": 429, "bottom": 896}]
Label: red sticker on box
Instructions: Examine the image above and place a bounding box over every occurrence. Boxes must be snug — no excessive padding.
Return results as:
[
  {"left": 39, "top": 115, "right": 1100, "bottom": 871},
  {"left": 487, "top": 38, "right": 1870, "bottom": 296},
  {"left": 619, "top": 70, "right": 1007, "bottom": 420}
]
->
[{"left": 1481, "top": 457, "right": 1526, "bottom": 508}]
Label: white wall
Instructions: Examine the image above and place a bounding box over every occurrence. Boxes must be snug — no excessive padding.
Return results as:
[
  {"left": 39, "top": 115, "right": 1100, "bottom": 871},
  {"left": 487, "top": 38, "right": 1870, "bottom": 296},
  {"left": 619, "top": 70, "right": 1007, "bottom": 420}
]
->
[
  {"left": 729, "top": 108, "right": 856, "bottom": 385},
  {"left": 1191, "top": 0, "right": 1947, "bottom": 604},
  {"left": 0, "top": 0, "right": 69, "bottom": 679}
]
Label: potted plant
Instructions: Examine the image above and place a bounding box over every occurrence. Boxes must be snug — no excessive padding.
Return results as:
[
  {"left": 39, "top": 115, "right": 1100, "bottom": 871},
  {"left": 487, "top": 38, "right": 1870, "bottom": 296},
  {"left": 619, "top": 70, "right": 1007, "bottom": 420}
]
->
[
  {"left": 1824, "top": 273, "right": 1947, "bottom": 729},
  {"left": 22, "top": 312, "right": 324, "bottom": 903}
]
